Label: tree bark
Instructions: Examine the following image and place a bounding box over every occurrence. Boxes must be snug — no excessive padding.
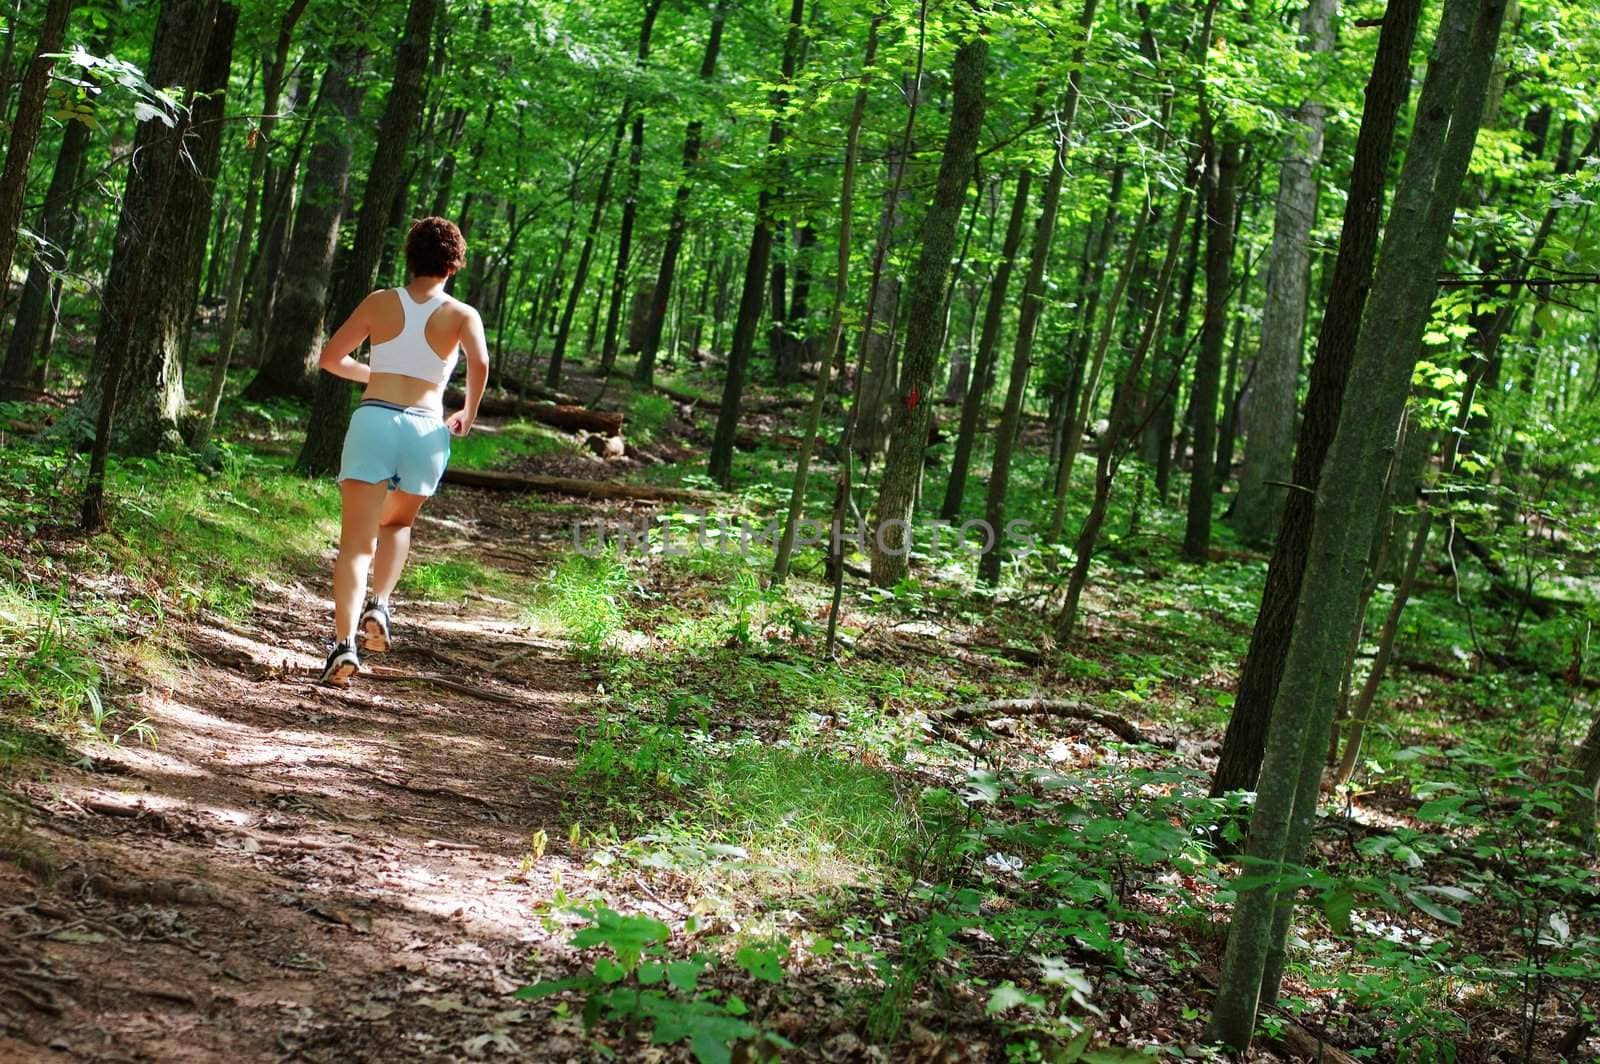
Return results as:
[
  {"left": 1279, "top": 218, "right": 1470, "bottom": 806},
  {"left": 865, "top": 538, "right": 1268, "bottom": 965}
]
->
[
  {"left": 1181, "top": 135, "right": 1241, "bottom": 560},
  {"left": 866, "top": 35, "right": 988, "bottom": 586},
  {"left": 1056, "top": 168, "right": 1199, "bottom": 637},
  {"left": 1, "top": 113, "right": 89, "bottom": 392},
  {"left": 1209, "top": 0, "right": 1426, "bottom": 799},
  {"left": 771, "top": 14, "right": 880, "bottom": 586},
  {"left": 244, "top": 48, "right": 367, "bottom": 401},
  {"left": 72, "top": 0, "right": 227, "bottom": 455},
  {"left": 706, "top": 0, "right": 808, "bottom": 487},
  {"left": 1229, "top": 0, "right": 1338, "bottom": 544},
  {"left": 1206, "top": 0, "right": 1507, "bottom": 1046},
  {"left": 297, "top": 0, "right": 439, "bottom": 476},
  {"left": 979, "top": 0, "right": 1098, "bottom": 585},
  {"left": 81, "top": 0, "right": 219, "bottom": 528},
  {"left": 940, "top": 114, "right": 1039, "bottom": 520},
  {"left": 547, "top": 109, "right": 624, "bottom": 386},
  {"left": 597, "top": 0, "right": 665, "bottom": 375},
  {"left": 0, "top": 0, "right": 72, "bottom": 301},
  {"left": 191, "top": 0, "right": 309, "bottom": 449},
  {"left": 633, "top": 0, "right": 728, "bottom": 387}
]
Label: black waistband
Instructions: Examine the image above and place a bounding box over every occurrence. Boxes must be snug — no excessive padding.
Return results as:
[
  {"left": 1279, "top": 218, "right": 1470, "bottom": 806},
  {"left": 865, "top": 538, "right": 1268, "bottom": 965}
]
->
[{"left": 359, "top": 398, "right": 439, "bottom": 418}]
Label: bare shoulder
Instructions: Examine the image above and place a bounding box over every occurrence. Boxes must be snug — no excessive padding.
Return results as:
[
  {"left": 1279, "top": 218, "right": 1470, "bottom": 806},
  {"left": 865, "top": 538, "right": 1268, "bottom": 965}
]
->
[{"left": 444, "top": 295, "right": 484, "bottom": 329}]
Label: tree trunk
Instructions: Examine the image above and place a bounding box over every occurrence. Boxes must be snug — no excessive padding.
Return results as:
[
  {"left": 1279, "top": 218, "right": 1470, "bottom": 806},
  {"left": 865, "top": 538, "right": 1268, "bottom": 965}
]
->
[
  {"left": 80, "top": 0, "right": 218, "bottom": 528},
  {"left": 598, "top": 0, "right": 665, "bottom": 375},
  {"left": 71, "top": 0, "right": 225, "bottom": 455},
  {"left": 0, "top": 0, "right": 72, "bottom": 302},
  {"left": 1, "top": 113, "right": 89, "bottom": 392},
  {"left": 978, "top": 0, "right": 1098, "bottom": 585},
  {"left": 771, "top": 14, "right": 880, "bottom": 586},
  {"left": 706, "top": 0, "right": 808, "bottom": 487},
  {"left": 173, "top": 5, "right": 239, "bottom": 364},
  {"left": 866, "top": 34, "right": 988, "bottom": 586},
  {"left": 940, "top": 130, "right": 1037, "bottom": 520},
  {"left": 1181, "top": 136, "right": 1241, "bottom": 560},
  {"left": 244, "top": 48, "right": 367, "bottom": 401},
  {"left": 777, "top": 225, "right": 817, "bottom": 382},
  {"left": 633, "top": 0, "right": 728, "bottom": 387},
  {"left": 1229, "top": 0, "right": 1338, "bottom": 544},
  {"left": 296, "top": 0, "right": 439, "bottom": 476},
  {"left": 1206, "top": 0, "right": 1506, "bottom": 1046},
  {"left": 547, "top": 111, "right": 624, "bottom": 386},
  {"left": 1209, "top": 0, "right": 1426, "bottom": 799},
  {"left": 855, "top": 86, "right": 920, "bottom": 463},
  {"left": 191, "top": 0, "right": 310, "bottom": 450}
]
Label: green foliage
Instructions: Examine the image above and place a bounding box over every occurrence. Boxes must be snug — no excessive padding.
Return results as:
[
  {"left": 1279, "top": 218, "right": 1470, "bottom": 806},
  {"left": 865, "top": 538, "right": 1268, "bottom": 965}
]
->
[
  {"left": 516, "top": 905, "right": 793, "bottom": 1064},
  {"left": 529, "top": 552, "right": 634, "bottom": 654}
]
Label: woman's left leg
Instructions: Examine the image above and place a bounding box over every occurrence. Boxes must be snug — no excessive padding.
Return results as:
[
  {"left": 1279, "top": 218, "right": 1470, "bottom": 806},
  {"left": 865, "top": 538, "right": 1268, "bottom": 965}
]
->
[
  {"left": 333, "top": 479, "right": 392, "bottom": 642},
  {"left": 369, "top": 489, "right": 430, "bottom": 604}
]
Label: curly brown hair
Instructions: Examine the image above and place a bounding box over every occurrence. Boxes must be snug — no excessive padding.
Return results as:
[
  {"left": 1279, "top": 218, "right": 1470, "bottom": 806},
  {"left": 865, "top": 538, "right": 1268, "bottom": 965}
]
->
[{"left": 404, "top": 216, "right": 466, "bottom": 278}]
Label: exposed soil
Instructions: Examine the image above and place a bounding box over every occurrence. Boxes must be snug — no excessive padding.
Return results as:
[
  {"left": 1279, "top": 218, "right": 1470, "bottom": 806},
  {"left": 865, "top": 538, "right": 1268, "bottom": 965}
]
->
[{"left": 0, "top": 477, "right": 654, "bottom": 1062}]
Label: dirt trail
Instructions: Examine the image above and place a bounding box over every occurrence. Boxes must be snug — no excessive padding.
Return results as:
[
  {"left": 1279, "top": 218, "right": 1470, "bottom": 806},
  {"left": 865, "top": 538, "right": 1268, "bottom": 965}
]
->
[{"left": 1, "top": 485, "right": 635, "bottom": 1062}]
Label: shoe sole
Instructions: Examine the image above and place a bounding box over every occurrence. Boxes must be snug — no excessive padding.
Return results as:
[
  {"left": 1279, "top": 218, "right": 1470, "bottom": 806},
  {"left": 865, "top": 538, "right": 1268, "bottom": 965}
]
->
[
  {"left": 360, "top": 616, "right": 390, "bottom": 653},
  {"left": 321, "top": 660, "right": 359, "bottom": 687}
]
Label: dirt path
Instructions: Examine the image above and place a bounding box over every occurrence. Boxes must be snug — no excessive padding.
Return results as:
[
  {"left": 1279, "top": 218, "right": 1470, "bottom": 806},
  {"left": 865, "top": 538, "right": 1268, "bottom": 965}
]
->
[{"left": 0, "top": 485, "right": 636, "bottom": 1062}]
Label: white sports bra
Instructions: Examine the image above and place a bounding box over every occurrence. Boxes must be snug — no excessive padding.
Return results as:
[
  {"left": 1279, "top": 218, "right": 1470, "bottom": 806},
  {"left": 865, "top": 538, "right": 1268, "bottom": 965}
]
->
[{"left": 369, "top": 288, "right": 460, "bottom": 386}]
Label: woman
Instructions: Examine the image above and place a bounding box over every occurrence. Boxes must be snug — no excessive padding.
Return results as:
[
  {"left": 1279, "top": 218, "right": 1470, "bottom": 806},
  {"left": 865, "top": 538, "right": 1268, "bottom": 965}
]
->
[{"left": 314, "top": 216, "right": 489, "bottom": 686}]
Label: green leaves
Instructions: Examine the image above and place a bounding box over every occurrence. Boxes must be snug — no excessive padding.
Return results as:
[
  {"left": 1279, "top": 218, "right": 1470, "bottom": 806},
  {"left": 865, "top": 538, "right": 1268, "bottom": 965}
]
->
[{"left": 515, "top": 906, "right": 787, "bottom": 1064}]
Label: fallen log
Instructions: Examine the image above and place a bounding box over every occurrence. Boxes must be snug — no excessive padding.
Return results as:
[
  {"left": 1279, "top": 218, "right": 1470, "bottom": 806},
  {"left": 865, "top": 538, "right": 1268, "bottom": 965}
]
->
[
  {"left": 937, "top": 697, "right": 1169, "bottom": 748},
  {"left": 446, "top": 389, "right": 623, "bottom": 434},
  {"left": 441, "top": 466, "right": 718, "bottom": 505}
]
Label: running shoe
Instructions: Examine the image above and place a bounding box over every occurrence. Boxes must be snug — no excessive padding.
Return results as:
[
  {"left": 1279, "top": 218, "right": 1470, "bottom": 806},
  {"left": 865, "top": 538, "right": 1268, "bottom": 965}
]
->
[
  {"left": 359, "top": 599, "right": 392, "bottom": 653},
  {"left": 320, "top": 640, "right": 360, "bottom": 687}
]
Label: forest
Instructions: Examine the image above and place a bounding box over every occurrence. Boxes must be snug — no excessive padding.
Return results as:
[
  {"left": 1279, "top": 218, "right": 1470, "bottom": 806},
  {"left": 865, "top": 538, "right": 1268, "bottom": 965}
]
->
[{"left": 0, "top": 0, "right": 1597, "bottom": 1057}]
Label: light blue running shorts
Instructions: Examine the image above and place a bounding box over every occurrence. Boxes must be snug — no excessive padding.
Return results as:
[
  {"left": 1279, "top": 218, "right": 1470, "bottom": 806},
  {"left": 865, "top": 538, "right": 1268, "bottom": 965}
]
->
[{"left": 338, "top": 399, "right": 452, "bottom": 496}]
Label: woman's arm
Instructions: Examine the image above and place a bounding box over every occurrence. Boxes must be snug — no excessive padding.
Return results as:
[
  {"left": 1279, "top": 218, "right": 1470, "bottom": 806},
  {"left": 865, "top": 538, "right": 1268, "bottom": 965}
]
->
[
  {"left": 317, "top": 292, "right": 378, "bottom": 383},
  {"left": 446, "top": 307, "right": 490, "bottom": 437}
]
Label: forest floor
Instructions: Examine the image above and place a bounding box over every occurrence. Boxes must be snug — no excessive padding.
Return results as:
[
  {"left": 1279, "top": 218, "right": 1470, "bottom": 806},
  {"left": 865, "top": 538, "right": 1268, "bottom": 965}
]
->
[{"left": 1, "top": 361, "right": 1597, "bottom": 1062}]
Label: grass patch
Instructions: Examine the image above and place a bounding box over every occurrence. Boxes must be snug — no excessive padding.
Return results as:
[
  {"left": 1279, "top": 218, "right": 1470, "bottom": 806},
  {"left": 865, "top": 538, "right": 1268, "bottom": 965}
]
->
[
  {"left": 524, "top": 552, "right": 633, "bottom": 654},
  {"left": 449, "top": 419, "right": 571, "bottom": 471},
  {"left": 626, "top": 390, "right": 673, "bottom": 445}
]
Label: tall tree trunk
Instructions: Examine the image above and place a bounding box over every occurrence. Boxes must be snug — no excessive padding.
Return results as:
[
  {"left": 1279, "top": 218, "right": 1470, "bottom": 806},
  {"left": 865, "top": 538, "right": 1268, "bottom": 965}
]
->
[
  {"left": 854, "top": 110, "right": 917, "bottom": 462},
  {"left": 1206, "top": 0, "right": 1506, "bottom": 1046},
  {"left": 1, "top": 114, "right": 89, "bottom": 392},
  {"left": 192, "top": 0, "right": 310, "bottom": 450},
  {"left": 173, "top": 5, "right": 239, "bottom": 362},
  {"left": 940, "top": 125, "right": 1037, "bottom": 520},
  {"left": 1056, "top": 171, "right": 1200, "bottom": 636},
  {"left": 633, "top": 0, "right": 728, "bottom": 387},
  {"left": 978, "top": 0, "right": 1098, "bottom": 584},
  {"left": 80, "top": 0, "right": 218, "bottom": 528},
  {"left": 71, "top": 0, "right": 225, "bottom": 455},
  {"left": 0, "top": 0, "right": 72, "bottom": 305},
  {"left": 1181, "top": 135, "right": 1241, "bottom": 560},
  {"left": 296, "top": 0, "right": 439, "bottom": 476},
  {"left": 771, "top": 13, "right": 880, "bottom": 586},
  {"left": 1143, "top": 194, "right": 1203, "bottom": 487},
  {"left": 707, "top": 0, "right": 808, "bottom": 487},
  {"left": 1229, "top": 0, "right": 1338, "bottom": 544},
  {"left": 866, "top": 34, "right": 988, "bottom": 586},
  {"left": 547, "top": 110, "right": 624, "bottom": 386},
  {"left": 598, "top": 0, "right": 666, "bottom": 375},
  {"left": 1209, "top": 0, "right": 1426, "bottom": 799},
  {"left": 245, "top": 48, "right": 367, "bottom": 401},
  {"left": 779, "top": 224, "right": 817, "bottom": 379}
]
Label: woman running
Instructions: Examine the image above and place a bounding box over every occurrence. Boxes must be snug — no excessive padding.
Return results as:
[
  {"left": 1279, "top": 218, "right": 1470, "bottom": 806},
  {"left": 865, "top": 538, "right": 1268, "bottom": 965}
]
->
[{"left": 314, "top": 216, "right": 489, "bottom": 686}]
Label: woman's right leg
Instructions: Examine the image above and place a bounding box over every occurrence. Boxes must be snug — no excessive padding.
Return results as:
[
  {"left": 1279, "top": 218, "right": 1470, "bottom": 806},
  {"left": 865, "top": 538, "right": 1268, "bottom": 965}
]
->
[{"left": 333, "top": 479, "right": 391, "bottom": 642}]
